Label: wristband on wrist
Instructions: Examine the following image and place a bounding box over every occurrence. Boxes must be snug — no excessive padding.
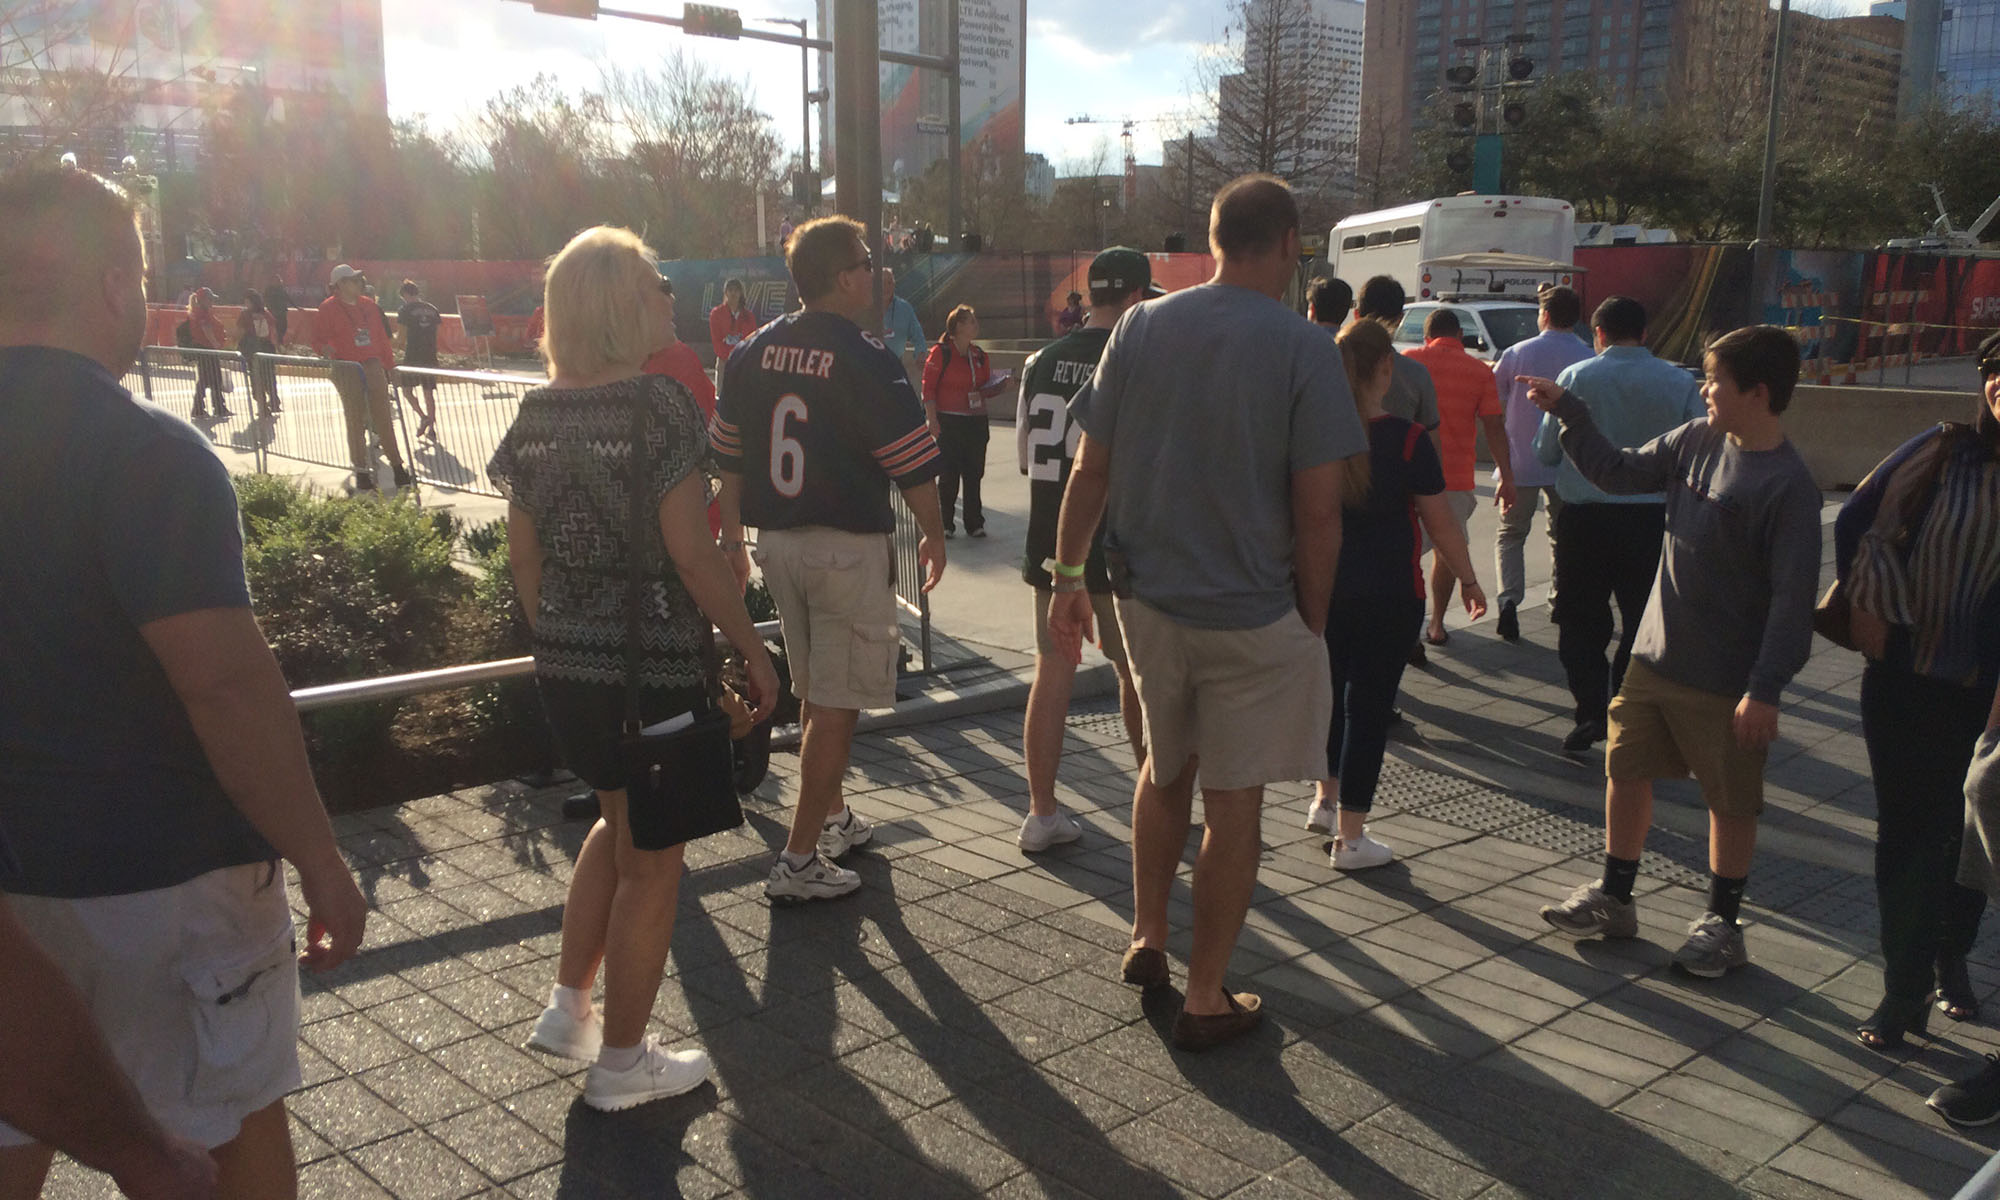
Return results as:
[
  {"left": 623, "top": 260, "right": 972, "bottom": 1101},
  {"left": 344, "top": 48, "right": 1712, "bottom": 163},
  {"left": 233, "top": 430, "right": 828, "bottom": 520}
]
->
[
  {"left": 1041, "top": 557, "right": 1085, "bottom": 579},
  {"left": 1051, "top": 574, "right": 1088, "bottom": 594}
]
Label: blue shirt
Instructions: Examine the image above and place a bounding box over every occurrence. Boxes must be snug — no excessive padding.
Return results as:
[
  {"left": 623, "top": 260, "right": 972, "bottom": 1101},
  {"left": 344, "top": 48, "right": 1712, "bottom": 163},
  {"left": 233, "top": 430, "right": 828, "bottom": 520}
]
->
[
  {"left": 880, "top": 296, "right": 926, "bottom": 360},
  {"left": 0, "top": 346, "right": 274, "bottom": 898},
  {"left": 1534, "top": 345, "right": 1703, "bottom": 504},
  {"left": 1493, "top": 328, "right": 1592, "bottom": 488}
]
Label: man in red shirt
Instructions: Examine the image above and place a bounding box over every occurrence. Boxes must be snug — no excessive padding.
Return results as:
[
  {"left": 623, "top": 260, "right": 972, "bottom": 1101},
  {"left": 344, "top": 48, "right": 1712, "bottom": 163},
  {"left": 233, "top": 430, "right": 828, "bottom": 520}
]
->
[
  {"left": 313, "top": 263, "right": 410, "bottom": 492},
  {"left": 708, "top": 277, "right": 757, "bottom": 366},
  {"left": 1404, "top": 309, "right": 1514, "bottom": 645}
]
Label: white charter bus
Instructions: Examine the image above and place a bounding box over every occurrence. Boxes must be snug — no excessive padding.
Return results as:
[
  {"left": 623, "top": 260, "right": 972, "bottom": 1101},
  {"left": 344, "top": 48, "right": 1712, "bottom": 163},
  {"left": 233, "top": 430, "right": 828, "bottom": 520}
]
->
[{"left": 1330, "top": 195, "right": 1579, "bottom": 302}]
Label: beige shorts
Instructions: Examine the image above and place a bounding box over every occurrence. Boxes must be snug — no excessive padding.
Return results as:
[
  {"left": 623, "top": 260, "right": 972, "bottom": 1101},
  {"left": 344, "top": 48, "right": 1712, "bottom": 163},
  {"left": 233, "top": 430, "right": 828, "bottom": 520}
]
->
[
  {"left": 0, "top": 861, "right": 302, "bottom": 1150},
  {"left": 1606, "top": 658, "right": 1766, "bottom": 817},
  {"left": 1420, "top": 489, "right": 1478, "bottom": 554},
  {"left": 1114, "top": 596, "right": 1333, "bottom": 790},
  {"left": 756, "top": 526, "right": 901, "bottom": 711},
  {"left": 1032, "top": 588, "right": 1128, "bottom": 670}
]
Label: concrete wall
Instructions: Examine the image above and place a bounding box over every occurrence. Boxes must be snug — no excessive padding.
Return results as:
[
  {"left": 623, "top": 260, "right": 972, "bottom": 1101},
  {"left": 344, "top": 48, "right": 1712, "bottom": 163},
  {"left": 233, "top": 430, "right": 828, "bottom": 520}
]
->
[{"left": 1786, "top": 385, "right": 1982, "bottom": 489}]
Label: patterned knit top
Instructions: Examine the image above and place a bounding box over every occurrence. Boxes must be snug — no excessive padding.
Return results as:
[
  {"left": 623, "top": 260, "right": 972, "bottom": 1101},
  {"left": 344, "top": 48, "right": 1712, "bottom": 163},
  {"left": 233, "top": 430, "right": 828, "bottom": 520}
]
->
[
  {"left": 488, "top": 374, "right": 712, "bottom": 689},
  {"left": 1842, "top": 424, "right": 2000, "bottom": 690}
]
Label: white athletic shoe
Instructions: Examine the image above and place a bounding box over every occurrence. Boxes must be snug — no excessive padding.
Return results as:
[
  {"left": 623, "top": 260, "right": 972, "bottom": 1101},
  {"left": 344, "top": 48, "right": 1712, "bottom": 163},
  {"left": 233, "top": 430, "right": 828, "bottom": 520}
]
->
[
  {"left": 1305, "top": 802, "right": 1337, "bottom": 834},
  {"left": 1018, "top": 810, "right": 1083, "bottom": 852},
  {"left": 817, "top": 809, "right": 874, "bottom": 859},
  {"left": 1331, "top": 831, "right": 1394, "bottom": 871},
  {"left": 765, "top": 852, "right": 862, "bottom": 903},
  {"left": 582, "top": 1038, "right": 712, "bottom": 1111},
  {"left": 525, "top": 1004, "right": 603, "bottom": 1061}
]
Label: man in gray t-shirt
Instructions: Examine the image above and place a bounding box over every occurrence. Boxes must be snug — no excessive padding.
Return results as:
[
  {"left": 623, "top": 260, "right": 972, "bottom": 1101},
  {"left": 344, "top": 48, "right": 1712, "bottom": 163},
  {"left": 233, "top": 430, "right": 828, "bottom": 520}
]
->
[{"left": 1049, "top": 176, "right": 1365, "bottom": 1052}]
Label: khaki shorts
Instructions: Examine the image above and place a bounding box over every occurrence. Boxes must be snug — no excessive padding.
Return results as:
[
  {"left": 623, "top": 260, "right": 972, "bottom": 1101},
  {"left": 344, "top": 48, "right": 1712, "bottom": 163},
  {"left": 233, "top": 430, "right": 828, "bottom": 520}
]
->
[
  {"left": 756, "top": 526, "right": 901, "bottom": 711},
  {"left": 1420, "top": 489, "right": 1478, "bottom": 554},
  {"left": 1606, "top": 658, "right": 1766, "bottom": 817},
  {"left": 0, "top": 861, "right": 302, "bottom": 1150},
  {"left": 1115, "top": 596, "right": 1333, "bottom": 790},
  {"left": 1032, "top": 588, "right": 1128, "bottom": 670}
]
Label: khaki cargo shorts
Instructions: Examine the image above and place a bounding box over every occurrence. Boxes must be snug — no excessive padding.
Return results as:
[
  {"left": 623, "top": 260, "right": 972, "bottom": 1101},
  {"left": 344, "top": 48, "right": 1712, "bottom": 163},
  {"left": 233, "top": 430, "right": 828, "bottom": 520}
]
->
[
  {"left": 1115, "top": 596, "right": 1333, "bottom": 791},
  {"left": 1420, "top": 488, "right": 1478, "bottom": 554},
  {"left": 0, "top": 860, "right": 302, "bottom": 1149},
  {"left": 756, "top": 526, "right": 901, "bottom": 711},
  {"left": 1032, "top": 588, "right": 1128, "bottom": 671},
  {"left": 1606, "top": 658, "right": 1767, "bottom": 817}
]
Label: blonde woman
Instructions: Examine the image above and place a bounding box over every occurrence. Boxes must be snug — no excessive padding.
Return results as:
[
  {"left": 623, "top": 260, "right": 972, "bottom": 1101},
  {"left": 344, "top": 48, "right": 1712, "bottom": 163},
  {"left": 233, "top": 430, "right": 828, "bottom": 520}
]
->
[{"left": 488, "top": 227, "right": 777, "bottom": 1111}]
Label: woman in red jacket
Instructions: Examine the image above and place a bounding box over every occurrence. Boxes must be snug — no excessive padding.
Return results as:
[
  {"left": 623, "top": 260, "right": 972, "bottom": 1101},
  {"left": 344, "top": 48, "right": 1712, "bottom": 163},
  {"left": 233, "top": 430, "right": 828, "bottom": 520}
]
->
[{"left": 920, "top": 304, "right": 1011, "bottom": 538}]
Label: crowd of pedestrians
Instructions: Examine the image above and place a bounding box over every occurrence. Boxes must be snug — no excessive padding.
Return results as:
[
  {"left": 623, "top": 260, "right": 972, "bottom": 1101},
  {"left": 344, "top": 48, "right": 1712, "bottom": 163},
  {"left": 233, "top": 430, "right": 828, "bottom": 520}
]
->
[{"left": 7, "top": 159, "right": 2000, "bottom": 1198}]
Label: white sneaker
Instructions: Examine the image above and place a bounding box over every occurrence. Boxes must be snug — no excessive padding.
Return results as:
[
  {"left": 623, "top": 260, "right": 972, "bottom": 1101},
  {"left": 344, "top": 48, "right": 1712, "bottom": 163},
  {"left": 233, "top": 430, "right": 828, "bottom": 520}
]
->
[
  {"left": 817, "top": 810, "right": 873, "bottom": 859},
  {"left": 1018, "top": 810, "right": 1083, "bottom": 852},
  {"left": 1331, "top": 831, "right": 1394, "bottom": 871},
  {"left": 1305, "top": 802, "right": 1337, "bottom": 834},
  {"left": 765, "top": 852, "right": 861, "bottom": 902},
  {"left": 525, "top": 1003, "right": 602, "bottom": 1061},
  {"left": 582, "top": 1038, "right": 711, "bottom": 1111}
]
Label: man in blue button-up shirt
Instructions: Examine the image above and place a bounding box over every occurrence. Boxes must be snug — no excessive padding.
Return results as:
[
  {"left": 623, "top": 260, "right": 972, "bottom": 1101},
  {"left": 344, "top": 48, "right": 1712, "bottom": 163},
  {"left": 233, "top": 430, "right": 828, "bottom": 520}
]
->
[
  {"left": 1531, "top": 296, "right": 1703, "bottom": 754},
  {"left": 878, "top": 267, "right": 926, "bottom": 384},
  {"left": 1491, "top": 286, "right": 1593, "bottom": 641}
]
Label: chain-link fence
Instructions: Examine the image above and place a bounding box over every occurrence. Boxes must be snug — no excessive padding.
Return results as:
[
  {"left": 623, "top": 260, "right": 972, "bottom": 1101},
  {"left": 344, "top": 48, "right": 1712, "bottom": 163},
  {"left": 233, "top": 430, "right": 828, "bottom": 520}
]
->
[{"left": 123, "top": 350, "right": 937, "bottom": 665}]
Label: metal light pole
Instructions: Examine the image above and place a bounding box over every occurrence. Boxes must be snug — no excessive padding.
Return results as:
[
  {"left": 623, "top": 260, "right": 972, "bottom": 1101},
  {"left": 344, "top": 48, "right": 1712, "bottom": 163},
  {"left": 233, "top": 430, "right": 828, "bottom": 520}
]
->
[
  {"left": 1751, "top": 0, "right": 1793, "bottom": 326},
  {"left": 756, "top": 16, "right": 812, "bottom": 182},
  {"left": 946, "top": 0, "right": 961, "bottom": 246},
  {"left": 833, "top": 0, "right": 883, "bottom": 311}
]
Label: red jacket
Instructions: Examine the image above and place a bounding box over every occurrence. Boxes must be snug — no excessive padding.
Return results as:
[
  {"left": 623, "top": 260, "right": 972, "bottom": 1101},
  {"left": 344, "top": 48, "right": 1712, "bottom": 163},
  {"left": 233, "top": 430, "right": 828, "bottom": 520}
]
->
[
  {"left": 643, "top": 341, "right": 721, "bottom": 535},
  {"left": 921, "top": 339, "right": 993, "bottom": 417},
  {"left": 186, "top": 309, "right": 226, "bottom": 349},
  {"left": 314, "top": 295, "right": 395, "bottom": 368},
  {"left": 708, "top": 303, "right": 758, "bottom": 364}
]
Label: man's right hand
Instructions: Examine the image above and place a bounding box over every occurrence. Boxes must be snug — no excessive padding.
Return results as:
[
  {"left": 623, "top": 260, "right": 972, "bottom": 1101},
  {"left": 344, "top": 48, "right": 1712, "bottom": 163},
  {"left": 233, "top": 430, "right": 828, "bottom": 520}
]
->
[
  {"left": 1046, "top": 589, "right": 1096, "bottom": 666},
  {"left": 113, "top": 1133, "right": 218, "bottom": 1200},
  {"left": 1517, "top": 377, "right": 1563, "bottom": 412},
  {"left": 297, "top": 860, "right": 366, "bottom": 972},
  {"left": 917, "top": 534, "right": 946, "bottom": 593}
]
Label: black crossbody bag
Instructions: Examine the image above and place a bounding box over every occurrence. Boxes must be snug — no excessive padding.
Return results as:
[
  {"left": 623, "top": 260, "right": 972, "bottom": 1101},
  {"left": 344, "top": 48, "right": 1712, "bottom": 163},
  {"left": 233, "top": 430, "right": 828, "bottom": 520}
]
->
[{"left": 615, "top": 395, "right": 742, "bottom": 852}]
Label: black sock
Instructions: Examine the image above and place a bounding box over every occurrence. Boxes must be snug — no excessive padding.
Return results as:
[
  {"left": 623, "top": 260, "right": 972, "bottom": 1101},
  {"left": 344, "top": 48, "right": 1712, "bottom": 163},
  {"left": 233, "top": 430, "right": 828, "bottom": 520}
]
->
[
  {"left": 1708, "top": 873, "right": 1747, "bottom": 925},
  {"left": 1603, "top": 854, "right": 1641, "bottom": 902}
]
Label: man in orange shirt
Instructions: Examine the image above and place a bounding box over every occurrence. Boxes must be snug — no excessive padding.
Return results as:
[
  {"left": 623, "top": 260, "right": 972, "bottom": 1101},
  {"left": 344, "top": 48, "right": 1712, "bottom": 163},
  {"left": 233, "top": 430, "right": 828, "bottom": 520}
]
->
[
  {"left": 1405, "top": 308, "right": 1514, "bottom": 646},
  {"left": 313, "top": 263, "right": 410, "bottom": 493}
]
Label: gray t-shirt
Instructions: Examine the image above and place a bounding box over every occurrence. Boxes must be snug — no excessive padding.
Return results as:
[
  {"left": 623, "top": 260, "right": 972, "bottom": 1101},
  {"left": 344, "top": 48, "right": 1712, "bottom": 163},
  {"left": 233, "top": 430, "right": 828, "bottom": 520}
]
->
[
  {"left": 1553, "top": 394, "right": 1822, "bottom": 704},
  {"left": 1071, "top": 283, "right": 1367, "bottom": 629},
  {"left": 1383, "top": 352, "right": 1439, "bottom": 430}
]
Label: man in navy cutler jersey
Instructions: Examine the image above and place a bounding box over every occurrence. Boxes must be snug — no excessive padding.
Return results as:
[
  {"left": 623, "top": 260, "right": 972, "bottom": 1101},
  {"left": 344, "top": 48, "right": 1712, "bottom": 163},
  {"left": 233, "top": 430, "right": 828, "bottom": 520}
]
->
[{"left": 712, "top": 215, "right": 947, "bottom": 903}]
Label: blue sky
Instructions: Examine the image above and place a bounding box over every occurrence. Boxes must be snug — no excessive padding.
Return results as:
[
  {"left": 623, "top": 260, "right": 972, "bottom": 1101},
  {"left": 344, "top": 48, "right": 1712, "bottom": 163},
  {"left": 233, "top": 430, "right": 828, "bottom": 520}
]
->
[{"left": 381, "top": 0, "right": 1876, "bottom": 172}]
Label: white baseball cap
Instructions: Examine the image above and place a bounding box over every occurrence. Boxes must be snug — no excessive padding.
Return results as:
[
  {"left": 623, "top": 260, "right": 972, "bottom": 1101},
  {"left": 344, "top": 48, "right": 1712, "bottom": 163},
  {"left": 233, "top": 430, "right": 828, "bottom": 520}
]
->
[{"left": 329, "top": 263, "right": 362, "bottom": 286}]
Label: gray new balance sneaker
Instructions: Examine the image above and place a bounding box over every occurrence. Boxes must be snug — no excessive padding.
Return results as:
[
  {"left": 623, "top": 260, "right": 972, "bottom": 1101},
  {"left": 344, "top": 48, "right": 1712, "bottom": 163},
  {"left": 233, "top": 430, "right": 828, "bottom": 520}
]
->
[
  {"left": 1539, "top": 881, "right": 1639, "bottom": 939},
  {"left": 1673, "top": 913, "right": 1748, "bottom": 978}
]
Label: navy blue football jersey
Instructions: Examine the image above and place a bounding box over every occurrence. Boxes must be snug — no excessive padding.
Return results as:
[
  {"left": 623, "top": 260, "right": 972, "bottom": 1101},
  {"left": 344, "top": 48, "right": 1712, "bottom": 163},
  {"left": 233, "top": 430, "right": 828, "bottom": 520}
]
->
[{"left": 711, "top": 310, "right": 940, "bottom": 533}]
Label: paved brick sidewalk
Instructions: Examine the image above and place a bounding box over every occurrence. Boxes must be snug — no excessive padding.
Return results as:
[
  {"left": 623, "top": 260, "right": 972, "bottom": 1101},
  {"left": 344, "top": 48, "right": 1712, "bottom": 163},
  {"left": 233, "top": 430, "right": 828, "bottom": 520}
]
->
[{"left": 39, "top": 573, "right": 2000, "bottom": 1200}]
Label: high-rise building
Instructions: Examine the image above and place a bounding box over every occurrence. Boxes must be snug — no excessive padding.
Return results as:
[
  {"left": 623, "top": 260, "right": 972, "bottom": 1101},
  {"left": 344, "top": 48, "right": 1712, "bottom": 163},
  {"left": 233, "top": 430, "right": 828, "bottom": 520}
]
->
[
  {"left": 1937, "top": 0, "right": 2000, "bottom": 105},
  {"left": 1, "top": 0, "right": 388, "bottom": 172},
  {"left": 1787, "top": 12, "right": 1904, "bottom": 133},
  {"left": 815, "top": 0, "right": 1026, "bottom": 194},
  {"left": 1240, "top": 0, "right": 1366, "bottom": 176}
]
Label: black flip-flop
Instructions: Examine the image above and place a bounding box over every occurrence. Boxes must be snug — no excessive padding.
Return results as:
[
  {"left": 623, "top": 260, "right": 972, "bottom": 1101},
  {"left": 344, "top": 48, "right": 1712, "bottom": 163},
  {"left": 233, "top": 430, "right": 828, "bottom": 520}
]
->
[{"left": 1424, "top": 631, "right": 1450, "bottom": 647}]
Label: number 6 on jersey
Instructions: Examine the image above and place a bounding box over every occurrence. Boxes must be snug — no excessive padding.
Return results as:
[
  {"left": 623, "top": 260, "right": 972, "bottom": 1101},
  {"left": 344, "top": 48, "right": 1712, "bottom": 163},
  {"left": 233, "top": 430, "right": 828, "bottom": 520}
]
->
[{"left": 769, "top": 393, "right": 808, "bottom": 497}]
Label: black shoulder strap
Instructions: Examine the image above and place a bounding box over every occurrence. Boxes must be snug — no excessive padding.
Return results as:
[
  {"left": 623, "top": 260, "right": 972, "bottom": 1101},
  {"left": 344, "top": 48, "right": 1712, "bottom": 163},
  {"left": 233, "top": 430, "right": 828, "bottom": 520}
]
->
[{"left": 624, "top": 396, "right": 650, "bottom": 731}]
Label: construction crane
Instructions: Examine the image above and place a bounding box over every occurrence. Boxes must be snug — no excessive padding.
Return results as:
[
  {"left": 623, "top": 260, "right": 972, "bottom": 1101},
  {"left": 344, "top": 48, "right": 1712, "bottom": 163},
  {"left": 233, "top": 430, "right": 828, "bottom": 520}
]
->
[
  {"left": 1064, "top": 114, "right": 1174, "bottom": 208},
  {"left": 1927, "top": 183, "right": 2000, "bottom": 251}
]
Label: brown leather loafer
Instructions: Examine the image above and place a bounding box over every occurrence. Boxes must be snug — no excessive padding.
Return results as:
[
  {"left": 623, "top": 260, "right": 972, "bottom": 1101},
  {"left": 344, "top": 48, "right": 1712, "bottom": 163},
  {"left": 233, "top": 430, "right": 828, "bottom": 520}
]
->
[
  {"left": 1172, "top": 991, "right": 1263, "bottom": 1052},
  {"left": 1120, "top": 944, "right": 1169, "bottom": 989}
]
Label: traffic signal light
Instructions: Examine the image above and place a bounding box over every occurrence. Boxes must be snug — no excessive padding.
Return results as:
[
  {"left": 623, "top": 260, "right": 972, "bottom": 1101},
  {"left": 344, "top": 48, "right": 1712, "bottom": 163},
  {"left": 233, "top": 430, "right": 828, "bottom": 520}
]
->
[
  {"left": 683, "top": 3, "right": 742, "bottom": 38},
  {"left": 1453, "top": 102, "right": 1477, "bottom": 128},
  {"left": 1503, "top": 101, "right": 1528, "bottom": 126},
  {"left": 791, "top": 170, "right": 819, "bottom": 207},
  {"left": 528, "top": 0, "right": 598, "bottom": 18},
  {"left": 1508, "top": 56, "right": 1535, "bottom": 81},
  {"left": 1446, "top": 149, "right": 1472, "bottom": 174},
  {"left": 1445, "top": 63, "right": 1477, "bottom": 88}
]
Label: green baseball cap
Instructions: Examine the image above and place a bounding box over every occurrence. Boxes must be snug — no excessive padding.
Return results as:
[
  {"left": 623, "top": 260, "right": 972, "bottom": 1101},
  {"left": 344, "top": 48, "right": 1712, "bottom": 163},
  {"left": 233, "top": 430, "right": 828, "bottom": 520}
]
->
[{"left": 1089, "top": 247, "right": 1167, "bottom": 298}]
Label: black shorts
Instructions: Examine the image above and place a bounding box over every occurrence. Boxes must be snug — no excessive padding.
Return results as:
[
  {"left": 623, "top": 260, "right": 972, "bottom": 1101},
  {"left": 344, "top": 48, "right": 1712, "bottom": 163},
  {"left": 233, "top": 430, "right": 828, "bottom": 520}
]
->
[{"left": 538, "top": 676, "right": 706, "bottom": 792}]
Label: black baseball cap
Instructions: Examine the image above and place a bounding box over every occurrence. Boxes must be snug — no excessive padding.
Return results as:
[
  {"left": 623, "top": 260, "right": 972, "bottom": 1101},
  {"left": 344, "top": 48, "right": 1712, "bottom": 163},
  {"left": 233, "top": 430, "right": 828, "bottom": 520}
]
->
[{"left": 1089, "top": 247, "right": 1167, "bottom": 298}]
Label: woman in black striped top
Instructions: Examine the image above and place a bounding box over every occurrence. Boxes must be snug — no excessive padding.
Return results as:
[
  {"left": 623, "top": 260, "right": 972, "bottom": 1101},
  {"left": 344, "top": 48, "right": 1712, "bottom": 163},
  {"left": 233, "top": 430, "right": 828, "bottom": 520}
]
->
[{"left": 1837, "top": 330, "right": 2000, "bottom": 1051}]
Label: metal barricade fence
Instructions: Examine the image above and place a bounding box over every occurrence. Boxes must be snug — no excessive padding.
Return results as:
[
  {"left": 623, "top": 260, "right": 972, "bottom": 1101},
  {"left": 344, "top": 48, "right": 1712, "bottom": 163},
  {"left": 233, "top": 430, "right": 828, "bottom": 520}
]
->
[
  {"left": 390, "top": 365, "right": 543, "bottom": 497},
  {"left": 890, "top": 490, "right": 935, "bottom": 673}
]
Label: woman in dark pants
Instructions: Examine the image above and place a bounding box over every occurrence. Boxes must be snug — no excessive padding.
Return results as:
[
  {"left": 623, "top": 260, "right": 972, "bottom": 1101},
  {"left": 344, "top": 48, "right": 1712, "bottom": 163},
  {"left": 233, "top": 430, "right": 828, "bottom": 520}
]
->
[
  {"left": 1839, "top": 329, "right": 2000, "bottom": 1051},
  {"left": 921, "top": 304, "right": 1010, "bottom": 537},
  {"left": 488, "top": 225, "right": 777, "bottom": 1111},
  {"left": 1307, "top": 320, "right": 1487, "bottom": 870}
]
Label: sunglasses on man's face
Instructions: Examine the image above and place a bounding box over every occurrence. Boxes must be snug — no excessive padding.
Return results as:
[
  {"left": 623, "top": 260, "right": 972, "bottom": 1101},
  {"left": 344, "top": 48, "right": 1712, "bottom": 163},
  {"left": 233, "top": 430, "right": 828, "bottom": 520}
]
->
[{"left": 848, "top": 253, "right": 874, "bottom": 274}]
